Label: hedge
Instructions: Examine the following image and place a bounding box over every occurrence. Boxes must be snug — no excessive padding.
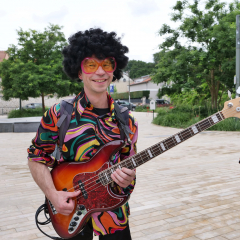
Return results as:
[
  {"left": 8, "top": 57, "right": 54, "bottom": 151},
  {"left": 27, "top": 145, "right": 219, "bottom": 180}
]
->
[{"left": 111, "top": 90, "right": 150, "bottom": 100}]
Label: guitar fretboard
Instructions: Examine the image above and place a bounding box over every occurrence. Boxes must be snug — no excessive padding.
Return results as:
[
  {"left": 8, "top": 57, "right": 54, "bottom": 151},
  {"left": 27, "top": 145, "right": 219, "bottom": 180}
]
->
[{"left": 99, "top": 111, "right": 224, "bottom": 186}]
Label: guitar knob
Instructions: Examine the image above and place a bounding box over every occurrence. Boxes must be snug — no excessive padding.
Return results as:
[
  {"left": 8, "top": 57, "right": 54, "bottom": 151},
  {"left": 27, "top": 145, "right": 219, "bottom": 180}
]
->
[
  {"left": 74, "top": 216, "right": 79, "bottom": 221},
  {"left": 68, "top": 227, "right": 74, "bottom": 232},
  {"left": 70, "top": 221, "right": 77, "bottom": 226},
  {"left": 77, "top": 211, "right": 82, "bottom": 216},
  {"left": 79, "top": 205, "right": 85, "bottom": 210}
]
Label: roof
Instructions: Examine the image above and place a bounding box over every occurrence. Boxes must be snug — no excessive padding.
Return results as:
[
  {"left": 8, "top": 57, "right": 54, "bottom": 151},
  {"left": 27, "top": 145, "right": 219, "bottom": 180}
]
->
[
  {"left": 130, "top": 76, "right": 152, "bottom": 86},
  {"left": 0, "top": 51, "right": 8, "bottom": 62}
]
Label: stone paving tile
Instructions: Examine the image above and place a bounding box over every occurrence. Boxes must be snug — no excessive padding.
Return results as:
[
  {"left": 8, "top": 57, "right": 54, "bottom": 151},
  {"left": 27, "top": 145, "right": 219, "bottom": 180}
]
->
[
  {"left": 222, "top": 230, "right": 240, "bottom": 239},
  {"left": 195, "top": 226, "right": 233, "bottom": 239},
  {"left": 2, "top": 112, "right": 240, "bottom": 239}
]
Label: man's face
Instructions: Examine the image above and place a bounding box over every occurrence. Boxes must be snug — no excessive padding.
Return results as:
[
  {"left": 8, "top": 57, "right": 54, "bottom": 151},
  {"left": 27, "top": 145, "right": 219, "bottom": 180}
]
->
[{"left": 79, "top": 56, "right": 114, "bottom": 96}]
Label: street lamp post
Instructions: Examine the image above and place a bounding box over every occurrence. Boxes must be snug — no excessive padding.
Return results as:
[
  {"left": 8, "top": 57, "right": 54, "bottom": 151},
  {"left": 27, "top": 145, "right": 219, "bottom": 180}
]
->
[
  {"left": 127, "top": 71, "right": 131, "bottom": 103},
  {"left": 236, "top": 15, "right": 240, "bottom": 97}
]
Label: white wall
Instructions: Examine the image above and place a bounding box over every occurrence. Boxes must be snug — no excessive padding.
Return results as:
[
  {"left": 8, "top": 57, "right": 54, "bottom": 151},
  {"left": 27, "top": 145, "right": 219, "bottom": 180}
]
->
[
  {"left": 130, "top": 81, "right": 164, "bottom": 100},
  {"left": 0, "top": 94, "right": 75, "bottom": 115}
]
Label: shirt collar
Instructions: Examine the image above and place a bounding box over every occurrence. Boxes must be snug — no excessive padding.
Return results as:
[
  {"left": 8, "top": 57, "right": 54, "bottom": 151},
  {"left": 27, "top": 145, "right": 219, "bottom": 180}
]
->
[{"left": 73, "top": 89, "right": 117, "bottom": 122}]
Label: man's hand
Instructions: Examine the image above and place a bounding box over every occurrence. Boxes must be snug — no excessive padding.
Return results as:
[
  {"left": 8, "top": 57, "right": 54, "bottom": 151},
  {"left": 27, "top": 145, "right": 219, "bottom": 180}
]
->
[
  {"left": 111, "top": 168, "right": 135, "bottom": 188},
  {"left": 50, "top": 190, "right": 81, "bottom": 216}
]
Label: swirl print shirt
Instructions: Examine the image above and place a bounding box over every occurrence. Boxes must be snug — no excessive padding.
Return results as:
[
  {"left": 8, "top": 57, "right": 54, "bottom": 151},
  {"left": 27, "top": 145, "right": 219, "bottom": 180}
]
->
[{"left": 27, "top": 90, "right": 138, "bottom": 236}]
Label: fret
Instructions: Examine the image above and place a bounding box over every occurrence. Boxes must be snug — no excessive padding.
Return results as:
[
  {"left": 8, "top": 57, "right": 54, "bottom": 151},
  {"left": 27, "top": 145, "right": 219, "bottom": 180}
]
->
[
  {"left": 126, "top": 158, "right": 134, "bottom": 169},
  {"left": 188, "top": 128, "right": 193, "bottom": 137},
  {"left": 157, "top": 144, "right": 162, "bottom": 154},
  {"left": 154, "top": 144, "right": 162, "bottom": 155},
  {"left": 208, "top": 117, "right": 214, "bottom": 126},
  {"left": 179, "top": 132, "right": 184, "bottom": 141},
  {"left": 219, "top": 111, "right": 225, "bottom": 120},
  {"left": 165, "top": 137, "right": 175, "bottom": 149},
  {"left": 171, "top": 136, "right": 177, "bottom": 145},
  {"left": 150, "top": 146, "right": 156, "bottom": 157},
  {"left": 138, "top": 154, "right": 145, "bottom": 165},
  {"left": 199, "top": 119, "right": 210, "bottom": 130},
  {"left": 142, "top": 150, "right": 149, "bottom": 162},
  {"left": 207, "top": 117, "right": 213, "bottom": 127},
  {"left": 100, "top": 173, "right": 107, "bottom": 186},
  {"left": 216, "top": 112, "right": 222, "bottom": 121},
  {"left": 125, "top": 160, "right": 133, "bottom": 170},
  {"left": 124, "top": 160, "right": 131, "bottom": 170},
  {"left": 180, "top": 129, "right": 191, "bottom": 140},
  {"left": 151, "top": 145, "right": 159, "bottom": 156},
  {"left": 196, "top": 123, "right": 202, "bottom": 132}
]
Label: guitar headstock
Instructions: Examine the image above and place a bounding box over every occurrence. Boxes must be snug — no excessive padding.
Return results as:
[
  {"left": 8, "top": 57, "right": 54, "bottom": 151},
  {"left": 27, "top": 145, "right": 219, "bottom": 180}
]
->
[{"left": 222, "top": 97, "right": 240, "bottom": 119}]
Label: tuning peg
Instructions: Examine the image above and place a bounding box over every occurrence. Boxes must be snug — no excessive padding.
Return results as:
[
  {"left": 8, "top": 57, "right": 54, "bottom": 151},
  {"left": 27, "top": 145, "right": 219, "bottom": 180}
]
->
[{"left": 228, "top": 90, "right": 232, "bottom": 100}]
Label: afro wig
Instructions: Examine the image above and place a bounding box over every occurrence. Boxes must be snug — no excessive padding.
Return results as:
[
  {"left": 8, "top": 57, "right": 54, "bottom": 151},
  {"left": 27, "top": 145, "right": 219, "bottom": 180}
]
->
[{"left": 62, "top": 28, "right": 129, "bottom": 82}]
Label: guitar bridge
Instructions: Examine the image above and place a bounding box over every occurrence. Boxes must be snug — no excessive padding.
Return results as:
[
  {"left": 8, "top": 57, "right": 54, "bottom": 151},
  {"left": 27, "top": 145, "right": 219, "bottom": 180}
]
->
[{"left": 78, "top": 180, "right": 88, "bottom": 199}]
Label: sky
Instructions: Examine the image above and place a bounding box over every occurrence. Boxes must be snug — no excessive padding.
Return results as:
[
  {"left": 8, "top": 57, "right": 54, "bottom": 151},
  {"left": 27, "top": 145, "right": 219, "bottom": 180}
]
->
[{"left": 0, "top": 0, "right": 180, "bottom": 63}]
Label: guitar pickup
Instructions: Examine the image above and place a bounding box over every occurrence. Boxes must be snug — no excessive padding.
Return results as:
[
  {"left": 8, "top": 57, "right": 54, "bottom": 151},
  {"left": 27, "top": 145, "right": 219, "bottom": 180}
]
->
[{"left": 78, "top": 180, "right": 88, "bottom": 199}]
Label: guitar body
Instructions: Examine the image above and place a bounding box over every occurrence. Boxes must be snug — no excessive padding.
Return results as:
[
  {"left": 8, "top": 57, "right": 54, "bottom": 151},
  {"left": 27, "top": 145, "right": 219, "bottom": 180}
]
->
[{"left": 46, "top": 140, "right": 129, "bottom": 239}]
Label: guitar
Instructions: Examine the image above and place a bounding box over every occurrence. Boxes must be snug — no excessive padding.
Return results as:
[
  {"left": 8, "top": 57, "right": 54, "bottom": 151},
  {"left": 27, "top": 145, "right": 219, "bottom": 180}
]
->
[{"left": 46, "top": 97, "right": 240, "bottom": 239}]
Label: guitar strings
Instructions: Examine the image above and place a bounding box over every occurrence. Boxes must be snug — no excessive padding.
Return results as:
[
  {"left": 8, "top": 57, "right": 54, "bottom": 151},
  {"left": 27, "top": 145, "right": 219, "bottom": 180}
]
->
[
  {"left": 66, "top": 104, "right": 240, "bottom": 201},
  {"left": 69, "top": 105, "right": 239, "bottom": 197},
  {"left": 72, "top": 107, "right": 234, "bottom": 200}
]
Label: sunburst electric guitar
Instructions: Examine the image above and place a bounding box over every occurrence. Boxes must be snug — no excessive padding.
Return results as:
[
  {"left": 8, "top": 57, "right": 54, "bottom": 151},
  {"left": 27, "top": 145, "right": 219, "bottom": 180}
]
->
[{"left": 46, "top": 97, "right": 240, "bottom": 239}]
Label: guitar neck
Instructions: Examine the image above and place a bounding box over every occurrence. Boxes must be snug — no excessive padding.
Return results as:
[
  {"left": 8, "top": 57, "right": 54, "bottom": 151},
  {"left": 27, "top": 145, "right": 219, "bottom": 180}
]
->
[{"left": 99, "top": 111, "right": 225, "bottom": 186}]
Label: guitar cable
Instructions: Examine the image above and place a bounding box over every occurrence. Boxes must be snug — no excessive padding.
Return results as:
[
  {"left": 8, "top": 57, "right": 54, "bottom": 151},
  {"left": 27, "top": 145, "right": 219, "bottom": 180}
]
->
[{"left": 35, "top": 203, "right": 63, "bottom": 240}]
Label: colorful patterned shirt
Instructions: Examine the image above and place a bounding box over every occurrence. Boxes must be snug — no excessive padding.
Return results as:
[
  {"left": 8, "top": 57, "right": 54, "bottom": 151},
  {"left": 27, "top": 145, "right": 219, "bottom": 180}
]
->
[{"left": 27, "top": 90, "right": 138, "bottom": 236}]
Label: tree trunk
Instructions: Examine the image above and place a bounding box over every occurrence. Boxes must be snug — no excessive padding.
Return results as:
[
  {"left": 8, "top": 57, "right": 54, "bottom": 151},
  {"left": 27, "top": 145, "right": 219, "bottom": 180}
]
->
[
  {"left": 210, "top": 69, "right": 219, "bottom": 110},
  {"left": 41, "top": 92, "right": 45, "bottom": 114},
  {"left": 19, "top": 98, "right": 22, "bottom": 110}
]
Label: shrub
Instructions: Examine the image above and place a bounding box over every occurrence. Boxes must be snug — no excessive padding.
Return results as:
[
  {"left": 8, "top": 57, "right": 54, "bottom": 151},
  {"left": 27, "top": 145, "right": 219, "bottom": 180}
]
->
[
  {"left": 111, "top": 90, "right": 150, "bottom": 100},
  {"left": 153, "top": 104, "right": 240, "bottom": 131},
  {"left": 8, "top": 108, "right": 48, "bottom": 118}
]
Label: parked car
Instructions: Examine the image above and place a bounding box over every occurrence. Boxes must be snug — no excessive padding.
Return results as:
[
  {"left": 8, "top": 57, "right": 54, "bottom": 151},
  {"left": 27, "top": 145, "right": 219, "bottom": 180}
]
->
[
  {"left": 155, "top": 99, "right": 172, "bottom": 107},
  {"left": 23, "top": 103, "right": 43, "bottom": 109},
  {"left": 116, "top": 100, "right": 136, "bottom": 111}
]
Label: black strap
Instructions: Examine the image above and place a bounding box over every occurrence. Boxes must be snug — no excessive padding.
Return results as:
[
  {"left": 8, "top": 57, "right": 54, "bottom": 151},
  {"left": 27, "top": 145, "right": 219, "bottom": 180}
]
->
[
  {"left": 114, "top": 102, "right": 133, "bottom": 143},
  {"left": 55, "top": 98, "right": 74, "bottom": 160}
]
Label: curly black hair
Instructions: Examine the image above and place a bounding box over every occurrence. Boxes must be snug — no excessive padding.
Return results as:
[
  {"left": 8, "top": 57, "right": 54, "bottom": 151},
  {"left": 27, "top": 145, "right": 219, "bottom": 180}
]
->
[{"left": 62, "top": 28, "right": 129, "bottom": 82}]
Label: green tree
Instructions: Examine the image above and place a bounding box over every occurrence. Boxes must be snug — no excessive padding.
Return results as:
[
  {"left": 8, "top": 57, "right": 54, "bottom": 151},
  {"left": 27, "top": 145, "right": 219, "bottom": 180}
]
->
[
  {"left": 153, "top": 0, "right": 240, "bottom": 109},
  {"left": 125, "top": 60, "right": 155, "bottom": 79},
  {"left": 0, "top": 24, "right": 83, "bottom": 112}
]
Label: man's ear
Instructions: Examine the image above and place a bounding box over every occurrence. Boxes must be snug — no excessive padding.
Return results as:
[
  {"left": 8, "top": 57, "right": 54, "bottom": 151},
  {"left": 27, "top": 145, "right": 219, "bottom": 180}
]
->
[{"left": 78, "top": 71, "right": 82, "bottom": 80}]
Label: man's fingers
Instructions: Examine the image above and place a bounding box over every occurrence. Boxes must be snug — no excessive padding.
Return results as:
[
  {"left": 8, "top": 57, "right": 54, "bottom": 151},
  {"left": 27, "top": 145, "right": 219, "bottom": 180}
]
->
[
  {"left": 121, "top": 168, "right": 136, "bottom": 177},
  {"left": 66, "top": 190, "right": 81, "bottom": 199}
]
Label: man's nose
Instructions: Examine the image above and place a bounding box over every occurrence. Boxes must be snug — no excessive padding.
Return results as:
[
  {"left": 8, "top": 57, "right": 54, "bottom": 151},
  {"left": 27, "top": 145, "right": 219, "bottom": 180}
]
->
[{"left": 95, "top": 66, "right": 105, "bottom": 74}]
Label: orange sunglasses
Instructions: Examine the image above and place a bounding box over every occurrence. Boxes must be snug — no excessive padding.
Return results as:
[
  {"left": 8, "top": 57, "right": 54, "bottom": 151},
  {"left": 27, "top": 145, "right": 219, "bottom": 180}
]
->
[{"left": 81, "top": 57, "right": 116, "bottom": 74}]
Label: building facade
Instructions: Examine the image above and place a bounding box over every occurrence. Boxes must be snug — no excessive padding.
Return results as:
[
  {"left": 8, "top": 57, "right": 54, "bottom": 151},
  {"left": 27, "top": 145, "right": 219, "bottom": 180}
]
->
[{"left": 130, "top": 75, "right": 164, "bottom": 100}]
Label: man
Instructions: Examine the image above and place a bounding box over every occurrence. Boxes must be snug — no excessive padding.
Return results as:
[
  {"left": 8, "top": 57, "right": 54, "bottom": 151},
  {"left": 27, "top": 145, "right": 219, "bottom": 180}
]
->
[{"left": 28, "top": 28, "right": 138, "bottom": 240}]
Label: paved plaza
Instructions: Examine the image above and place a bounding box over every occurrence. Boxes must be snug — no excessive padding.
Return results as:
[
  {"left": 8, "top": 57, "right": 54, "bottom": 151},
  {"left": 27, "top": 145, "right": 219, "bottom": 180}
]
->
[{"left": 1, "top": 112, "right": 240, "bottom": 239}]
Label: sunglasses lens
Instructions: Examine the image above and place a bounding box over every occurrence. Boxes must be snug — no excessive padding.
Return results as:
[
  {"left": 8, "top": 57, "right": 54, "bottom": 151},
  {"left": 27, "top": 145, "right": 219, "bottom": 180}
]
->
[
  {"left": 81, "top": 57, "right": 116, "bottom": 73},
  {"left": 82, "top": 59, "right": 98, "bottom": 73},
  {"left": 102, "top": 58, "right": 116, "bottom": 72}
]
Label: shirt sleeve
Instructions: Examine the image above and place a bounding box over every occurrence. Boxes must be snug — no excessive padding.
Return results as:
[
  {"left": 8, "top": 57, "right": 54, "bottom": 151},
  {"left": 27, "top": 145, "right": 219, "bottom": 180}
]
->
[
  {"left": 27, "top": 103, "right": 60, "bottom": 167},
  {"left": 115, "top": 112, "right": 138, "bottom": 195}
]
